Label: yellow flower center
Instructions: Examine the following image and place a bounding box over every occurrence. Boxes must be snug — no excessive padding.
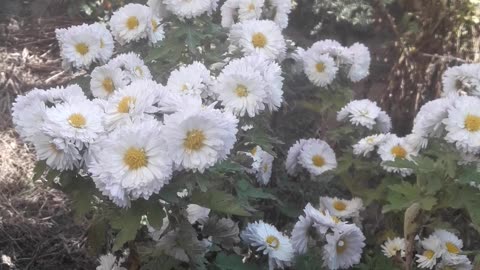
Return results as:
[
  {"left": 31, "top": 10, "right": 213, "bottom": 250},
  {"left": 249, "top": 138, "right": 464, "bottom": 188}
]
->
[
  {"left": 68, "top": 113, "right": 86, "bottom": 128},
  {"left": 266, "top": 235, "right": 280, "bottom": 249},
  {"left": 311, "top": 155, "right": 325, "bottom": 167},
  {"left": 331, "top": 216, "right": 341, "bottom": 224},
  {"left": 117, "top": 96, "right": 135, "bottom": 113},
  {"left": 100, "top": 39, "right": 105, "bottom": 48},
  {"left": 151, "top": 19, "right": 159, "bottom": 32},
  {"left": 235, "top": 84, "right": 249, "bottom": 97},
  {"left": 252, "top": 33, "right": 267, "bottom": 48},
  {"left": 333, "top": 201, "right": 347, "bottom": 211},
  {"left": 123, "top": 147, "right": 148, "bottom": 170},
  {"left": 135, "top": 66, "right": 144, "bottom": 77},
  {"left": 391, "top": 145, "right": 407, "bottom": 159},
  {"left": 423, "top": 250, "right": 435, "bottom": 259},
  {"left": 181, "top": 84, "right": 188, "bottom": 92},
  {"left": 464, "top": 114, "right": 480, "bottom": 132},
  {"left": 263, "top": 163, "right": 269, "bottom": 173},
  {"left": 184, "top": 129, "right": 205, "bottom": 151},
  {"left": 336, "top": 240, "right": 347, "bottom": 254},
  {"left": 75, "top": 43, "right": 89, "bottom": 56},
  {"left": 248, "top": 3, "right": 255, "bottom": 11},
  {"left": 316, "top": 62, "right": 326, "bottom": 73},
  {"left": 126, "top": 16, "right": 139, "bottom": 30},
  {"left": 250, "top": 147, "right": 257, "bottom": 156},
  {"left": 445, "top": 242, "right": 460, "bottom": 254},
  {"left": 102, "top": 78, "right": 114, "bottom": 93}
]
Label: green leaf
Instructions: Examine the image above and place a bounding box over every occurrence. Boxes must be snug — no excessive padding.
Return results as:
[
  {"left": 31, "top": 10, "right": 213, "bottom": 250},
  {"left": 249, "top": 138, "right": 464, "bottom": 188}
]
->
[
  {"left": 235, "top": 179, "right": 278, "bottom": 201},
  {"left": 457, "top": 166, "right": 480, "bottom": 186},
  {"left": 110, "top": 207, "right": 143, "bottom": 251},
  {"left": 145, "top": 204, "right": 165, "bottom": 230},
  {"left": 210, "top": 160, "right": 246, "bottom": 174},
  {"left": 87, "top": 218, "right": 108, "bottom": 256},
  {"left": 214, "top": 253, "right": 260, "bottom": 270},
  {"left": 141, "top": 255, "right": 180, "bottom": 270},
  {"left": 32, "top": 160, "right": 47, "bottom": 181},
  {"left": 191, "top": 190, "right": 252, "bottom": 216},
  {"left": 383, "top": 182, "right": 437, "bottom": 213},
  {"left": 382, "top": 159, "right": 417, "bottom": 170},
  {"left": 202, "top": 216, "right": 240, "bottom": 249}
]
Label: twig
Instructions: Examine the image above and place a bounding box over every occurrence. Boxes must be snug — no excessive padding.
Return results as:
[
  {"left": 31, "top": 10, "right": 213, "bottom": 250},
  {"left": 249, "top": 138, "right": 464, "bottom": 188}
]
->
[{"left": 419, "top": 52, "right": 471, "bottom": 63}]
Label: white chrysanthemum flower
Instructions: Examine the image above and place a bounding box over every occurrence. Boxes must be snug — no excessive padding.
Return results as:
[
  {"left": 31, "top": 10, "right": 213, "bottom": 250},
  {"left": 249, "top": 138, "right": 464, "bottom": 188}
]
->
[
  {"left": 346, "top": 42, "right": 371, "bottom": 82},
  {"left": 381, "top": 237, "right": 405, "bottom": 258},
  {"left": 322, "top": 223, "right": 366, "bottom": 270},
  {"left": 319, "top": 197, "right": 363, "bottom": 219},
  {"left": 268, "top": 0, "right": 292, "bottom": 29},
  {"left": 298, "top": 139, "right": 337, "bottom": 176},
  {"left": 221, "top": 0, "right": 264, "bottom": 27},
  {"left": 109, "top": 4, "right": 151, "bottom": 45},
  {"left": 88, "top": 23, "right": 114, "bottom": 62},
  {"left": 305, "top": 203, "right": 342, "bottom": 234},
  {"left": 444, "top": 96, "right": 480, "bottom": 153},
  {"left": 412, "top": 97, "right": 455, "bottom": 138},
  {"left": 164, "top": 0, "right": 219, "bottom": 19},
  {"left": 442, "top": 64, "right": 480, "bottom": 97},
  {"left": 249, "top": 146, "right": 274, "bottom": 185},
  {"left": 405, "top": 133, "right": 429, "bottom": 153},
  {"left": 186, "top": 204, "right": 210, "bottom": 224},
  {"left": 291, "top": 214, "right": 313, "bottom": 255},
  {"left": 229, "top": 19, "right": 286, "bottom": 60},
  {"left": 44, "top": 84, "right": 87, "bottom": 104},
  {"left": 90, "top": 64, "right": 127, "bottom": 99},
  {"left": 433, "top": 230, "right": 463, "bottom": 260},
  {"left": 214, "top": 57, "right": 267, "bottom": 117},
  {"left": 96, "top": 253, "right": 126, "bottom": 270},
  {"left": 56, "top": 24, "right": 101, "bottom": 68},
  {"left": 241, "top": 221, "right": 294, "bottom": 270},
  {"left": 307, "top": 39, "right": 350, "bottom": 62},
  {"left": 109, "top": 52, "right": 153, "bottom": 82},
  {"left": 166, "top": 62, "right": 213, "bottom": 98},
  {"left": 416, "top": 235, "right": 443, "bottom": 269},
  {"left": 103, "top": 80, "right": 160, "bottom": 130},
  {"left": 162, "top": 104, "right": 238, "bottom": 172},
  {"left": 88, "top": 120, "right": 173, "bottom": 207},
  {"left": 285, "top": 139, "right": 308, "bottom": 175},
  {"left": 32, "top": 134, "right": 82, "bottom": 171},
  {"left": 303, "top": 52, "right": 338, "bottom": 87},
  {"left": 243, "top": 54, "right": 284, "bottom": 111},
  {"left": 436, "top": 255, "right": 472, "bottom": 270},
  {"left": 12, "top": 90, "right": 48, "bottom": 142},
  {"left": 148, "top": 16, "right": 165, "bottom": 45},
  {"left": 377, "top": 135, "right": 418, "bottom": 176},
  {"left": 42, "top": 99, "right": 104, "bottom": 146},
  {"left": 337, "top": 99, "right": 391, "bottom": 131},
  {"left": 353, "top": 134, "right": 389, "bottom": 156},
  {"left": 147, "top": 0, "right": 169, "bottom": 18},
  {"left": 156, "top": 91, "right": 203, "bottom": 114}
]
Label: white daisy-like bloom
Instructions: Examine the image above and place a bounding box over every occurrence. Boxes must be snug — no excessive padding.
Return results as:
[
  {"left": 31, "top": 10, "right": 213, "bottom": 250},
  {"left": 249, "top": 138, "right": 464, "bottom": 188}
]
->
[
  {"left": 304, "top": 203, "right": 342, "bottom": 234},
  {"left": 55, "top": 24, "right": 101, "bottom": 68},
  {"left": 108, "top": 52, "right": 153, "bottom": 82},
  {"left": 307, "top": 39, "right": 350, "bottom": 62},
  {"left": 109, "top": 4, "right": 151, "bottom": 45},
  {"left": 267, "top": 0, "right": 293, "bottom": 29},
  {"left": 285, "top": 139, "right": 308, "bottom": 175},
  {"left": 436, "top": 255, "right": 472, "bottom": 270},
  {"left": 88, "top": 120, "right": 173, "bottom": 206},
  {"left": 103, "top": 80, "right": 160, "bottom": 130},
  {"left": 244, "top": 54, "right": 284, "bottom": 111},
  {"left": 88, "top": 23, "right": 114, "bottom": 62},
  {"left": 412, "top": 97, "right": 456, "bottom": 137},
  {"left": 165, "top": 62, "right": 213, "bottom": 98},
  {"left": 442, "top": 64, "right": 480, "bottom": 97},
  {"left": 241, "top": 221, "right": 294, "bottom": 270},
  {"left": 322, "top": 223, "right": 366, "bottom": 270},
  {"left": 44, "top": 84, "right": 87, "bottom": 104},
  {"left": 303, "top": 52, "right": 338, "bottom": 87},
  {"left": 381, "top": 237, "right": 405, "bottom": 258},
  {"left": 337, "top": 99, "right": 391, "bottom": 131},
  {"left": 377, "top": 135, "right": 418, "bottom": 176},
  {"left": 416, "top": 235, "right": 443, "bottom": 269},
  {"left": 404, "top": 133, "right": 429, "bottom": 153},
  {"left": 353, "top": 134, "right": 389, "bottom": 156},
  {"left": 290, "top": 213, "right": 313, "bottom": 255},
  {"left": 163, "top": 0, "right": 219, "bottom": 19},
  {"left": 12, "top": 90, "right": 48, "bottom": 142},
  {"left": 346, "top": 42, "right": 371, "bottom": 82},
  {"left": 90, "top": 64, "right": 127, "bottom": 99},
  {"left": 186, "top": 204, "right": 210, "bottom": 224},
  {"left": 96, "top": 253, "right": 126, "bottom": 270},
  {"left": 147, "top": 0, "right": 169, "bottom": 18},
  {"left": 298, "top": 139, "right": 337, "bottom": 176},
  {"left": 444, "top": 96, "right": 480, "bottom": 153},
  {"left": 221, "top": 0, "right": 264, "bottom": 27},
  {"left": 42, "top": 99, "right": 104, "bottom": 147},
  {"left": 433, "top": 230, "right": 463, "bottom": 261},
  {"left": 213, "top": 57, "right": 267, "bottom": 117},
  {"left": 32, "top": 134, "right": 82, "bottom": 171},
  {"left": 229, "top": 19, "right": 286, "bottom": 60},
  {"left": 147, "top": 15, "right": 165, "bottom": 45},
  {"left": 376, "top": 111, "right": 393, "bottom": 133},
  {"left": 249, "top": 146, "right": 274, "bottom": 185},
  {"left": 156, "top": 91, "right": 203, "bottom": 114},
  {"left": 319, "top": 197, "right": 363, "bottom": 219},
  {"left": 162, "top": 104, "right": 238, "bottom": 172}
]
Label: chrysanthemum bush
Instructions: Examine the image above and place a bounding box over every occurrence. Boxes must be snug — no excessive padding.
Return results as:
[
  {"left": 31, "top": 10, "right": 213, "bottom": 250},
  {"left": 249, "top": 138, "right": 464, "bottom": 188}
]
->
[{"left": 11, "top": 0, "right": 480, "bottom": 269}]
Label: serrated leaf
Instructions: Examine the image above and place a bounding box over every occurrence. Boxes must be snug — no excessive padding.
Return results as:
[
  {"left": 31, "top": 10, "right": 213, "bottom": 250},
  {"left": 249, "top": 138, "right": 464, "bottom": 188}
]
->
[
  {"left": 215, "top": 253, "right": 259, "bottom": 270},
  {"left": 32, "top": 160, "right": 47, "bottom": 181},
  {"left": 383, "top": 182, "right": 437, "bottom": 213},
  {"left": 210, "top": 160, "right": 245, "bottom": 174},
  {"left": 87, "top": 218, "right": 107, "bottom": 256},
  {"left": 191, "top": 190, "right": 252, "bottom": 216},
  {"left": 177, "top": 221, "right": 208, "bottom": 270},
  {"left": 382, "top": 159, "right": 417, "bottom": 170},
  {"left": 110, "top": 209, "right": 142, "bottom": 251},
  {"left": 146, "top": 204, "right": 165, "bottom": 230},
  {"left": 457, "top": 166, "right": 480, "bottom": 186},
  {"left": 235, "top": 179, "right": 278, "bottom": 201},
  {"left": 140, "top": 255, "right": 180, "bottom": 270},
  {"left": 202, "top": 216, "right": 240, "bottom": 249}
]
